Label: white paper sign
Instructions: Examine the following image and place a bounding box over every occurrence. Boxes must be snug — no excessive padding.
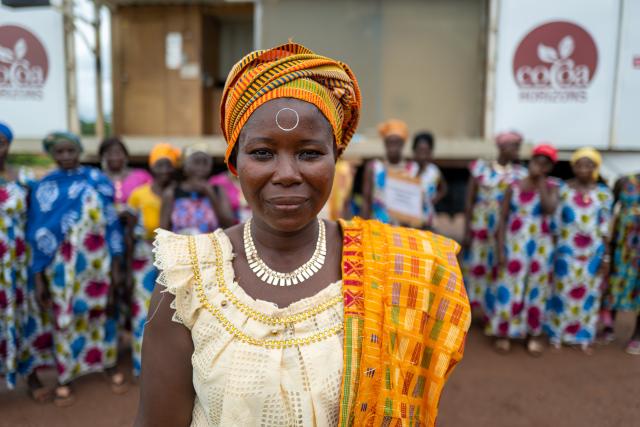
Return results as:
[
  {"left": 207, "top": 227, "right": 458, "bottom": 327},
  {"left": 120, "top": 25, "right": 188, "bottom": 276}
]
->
[
  {"left": 0, "top": 6, "right": 68, "bottom": 138},
  {"left": 494, "top": 0, "right": 620, "bottom": 149},
  {"left": 385, "top": 172, "right": 423, "bottom": 224}
]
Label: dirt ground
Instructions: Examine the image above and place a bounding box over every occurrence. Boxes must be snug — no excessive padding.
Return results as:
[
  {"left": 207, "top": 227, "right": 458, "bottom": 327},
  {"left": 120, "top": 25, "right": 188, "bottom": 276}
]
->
[{"left": 1, "top": 311, "right": 638, "bottom": 427}]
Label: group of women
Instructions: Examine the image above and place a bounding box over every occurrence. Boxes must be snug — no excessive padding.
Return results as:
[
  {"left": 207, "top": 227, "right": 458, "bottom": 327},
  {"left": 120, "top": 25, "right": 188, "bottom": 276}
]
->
[
  {"left": 464, "top": 132, "right": 640, "bottom": 356},
  {"left": 0, "top": 123, "right": 239, "bottom": 406}
]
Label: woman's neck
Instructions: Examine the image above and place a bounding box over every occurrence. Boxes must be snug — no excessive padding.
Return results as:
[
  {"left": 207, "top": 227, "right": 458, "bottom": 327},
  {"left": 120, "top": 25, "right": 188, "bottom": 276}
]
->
[{"left": 251, "top": 216, "right": 319, "bottom": 254}]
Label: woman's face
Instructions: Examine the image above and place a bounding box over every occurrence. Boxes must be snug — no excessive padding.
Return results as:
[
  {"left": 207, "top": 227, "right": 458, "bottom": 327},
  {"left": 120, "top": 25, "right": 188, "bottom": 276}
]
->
[
  {"left": 51, "top": 140, "right": 81, "bottom": 170},
  {"left": 0, "top": 136, "right": 9, "bottom": 162},
  {"left": 413, "top": 140, "right": 432, "bottom": 165},
  {"left": 103, "top": 143, "right": 127, "bottom": 172},
  {"left": 498, "top": 141, "right": 521, "bottom": 162},
  {"left": 384, "top": 135, "right": 405, "bottom": 164},
  {"left": 572, "top": 157, "right": 596, "bottom": 183},
  {"left": 528, "top": 155, "right": 553, "bottom": 178},
  {"left": 184, "top": 152, "right": 212, "bottom": 180},
  {"left": 236, "top": 98, "right": 335, "bottom": 232},
  {"left": 151, "top": 158, "right": 175, "bottom": 187}
]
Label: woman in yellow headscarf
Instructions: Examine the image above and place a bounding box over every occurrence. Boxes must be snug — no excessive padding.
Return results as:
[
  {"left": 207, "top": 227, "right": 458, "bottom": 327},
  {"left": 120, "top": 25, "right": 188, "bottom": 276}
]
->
[
  {"left": 136, "top": 43, "right": 470, "bottom": 427},
  {"left": 546, "top": 147, "right": 613, "bottom": 353}
]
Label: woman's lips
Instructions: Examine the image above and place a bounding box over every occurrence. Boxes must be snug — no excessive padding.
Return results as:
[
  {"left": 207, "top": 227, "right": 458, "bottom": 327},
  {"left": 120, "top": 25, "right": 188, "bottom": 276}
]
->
[{"left": 267, "top": 196, "right": 308, "bottom": 211}]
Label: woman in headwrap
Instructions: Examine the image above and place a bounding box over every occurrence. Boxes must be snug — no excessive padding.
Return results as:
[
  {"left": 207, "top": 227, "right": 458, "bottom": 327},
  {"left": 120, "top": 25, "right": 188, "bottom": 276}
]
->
[
  {"left": 159, "top": 143, "right": 235, "bottom": 235},
  {"left": 0, "top": 123, "right": 53, "bottom": 400},
  {"left": 136, "top": 43, "right": 470, "bottom": 427},
  {"left": 99, "top": 137, "right": 152, "bottom": 209},
  {"left": 407, "top": 131, "right": 448, "bottom": 230},
  {"left": 126, "top": 143, "right": 179, "bottom": 376},
  {"left": 490, "top": 143, "right": 559, "bottom": 356},
  {"left": 602, "top": 169, "right": 640, "bottom": 355},
  {"left": 544, "top": 148, "right": 612, "bottom": 353},
  {"left": 362, "top": 118, "right": 412, "bottom": 224},
  {"left": 462, "top": 131, "right": 527, "bottom": 318},
  {"left": 27, "top": 132, "right": 125, "bottom": 406}
]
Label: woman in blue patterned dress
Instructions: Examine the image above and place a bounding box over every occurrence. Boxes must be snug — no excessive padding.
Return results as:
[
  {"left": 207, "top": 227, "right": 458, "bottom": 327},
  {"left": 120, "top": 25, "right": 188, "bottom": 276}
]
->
[
  {"left": 489, "top": 144, "right": 559, "bottom": 356},
  {"left": 545, "top": 148, "right": 612, "bottom": 353},
  {"left": 601, "top": 172, "right": 640, "bottom": 355},
  {"left": 0, "top": 122, "right": 53, "bottom": 401},
  {"left": 463, "top": 132, "right": 527, "bottom": 316},
  {"left": 27, "top": 132, "right": 125, "bottom": 406}
]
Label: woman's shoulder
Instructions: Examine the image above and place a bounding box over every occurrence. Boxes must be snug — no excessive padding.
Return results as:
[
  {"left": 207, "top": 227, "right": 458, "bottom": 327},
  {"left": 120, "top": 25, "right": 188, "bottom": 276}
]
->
[{"left": 341, "top": 218, "right": 461, "bottom": 261}]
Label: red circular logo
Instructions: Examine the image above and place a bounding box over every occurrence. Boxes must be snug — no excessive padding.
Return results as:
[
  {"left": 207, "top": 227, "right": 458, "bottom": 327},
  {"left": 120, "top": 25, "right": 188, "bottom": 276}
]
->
[
  {"left": 0, "top": 24, "right": 49, "bottom": 88},
  {"left": 513, "top": 21, "right": 598, "bottom": 89}
]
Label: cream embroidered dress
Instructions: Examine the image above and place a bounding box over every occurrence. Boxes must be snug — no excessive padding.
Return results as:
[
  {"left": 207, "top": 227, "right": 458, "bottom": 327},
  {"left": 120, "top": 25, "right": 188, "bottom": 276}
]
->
[{"left": 154, "top": 229, "right": 344, "bottom": 426}]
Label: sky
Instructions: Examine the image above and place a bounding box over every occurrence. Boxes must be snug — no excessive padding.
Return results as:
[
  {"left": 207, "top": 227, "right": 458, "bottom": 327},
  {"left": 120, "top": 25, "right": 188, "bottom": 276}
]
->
[{"left": 74, "top": 0, "right": 112, "bottom": 121}]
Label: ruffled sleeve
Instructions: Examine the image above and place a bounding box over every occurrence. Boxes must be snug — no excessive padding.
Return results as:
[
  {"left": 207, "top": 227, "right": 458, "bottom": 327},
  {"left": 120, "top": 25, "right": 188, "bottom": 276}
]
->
[{"left": 153, "top": 229, "right": 203, "bottom": 329}]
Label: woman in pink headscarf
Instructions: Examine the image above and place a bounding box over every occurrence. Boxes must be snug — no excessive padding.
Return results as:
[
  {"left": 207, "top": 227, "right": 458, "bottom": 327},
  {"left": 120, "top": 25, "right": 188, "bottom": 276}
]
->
[{"left": 462, "top": 132, "right": 527, "bottom": 319}]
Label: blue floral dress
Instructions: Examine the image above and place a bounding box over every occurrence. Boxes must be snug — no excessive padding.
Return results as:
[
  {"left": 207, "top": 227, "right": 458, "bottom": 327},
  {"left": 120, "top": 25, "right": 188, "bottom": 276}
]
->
[
  {"left": 485, "top": 179, "right": 556, "bottom": 339},
  {"left": 607, "top": 174, "right": 640, "bottom": 311},
  {"left": 27, "top": 167, "right": 123, "bottom": 384},
  {"left": 463, "top": 160, "right": 527, "bottom": 314},
  {"left": 370, "top": 159, "right": 413, "bottom": 225},
  {"left": 545, "top": 183, "right": 613, "bottom": 344}
]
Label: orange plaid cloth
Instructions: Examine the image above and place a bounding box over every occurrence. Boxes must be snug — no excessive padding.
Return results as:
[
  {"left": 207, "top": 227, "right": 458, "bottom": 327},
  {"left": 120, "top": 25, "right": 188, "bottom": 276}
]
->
[{"left": 338, "top": 218, "right": 471, "bottom": 426}]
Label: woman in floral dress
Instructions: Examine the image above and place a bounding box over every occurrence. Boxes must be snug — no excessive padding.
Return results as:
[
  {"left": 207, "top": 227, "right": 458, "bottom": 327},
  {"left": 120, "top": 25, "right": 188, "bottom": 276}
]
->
[
  {"left": 463, "top": 132, "right": 526, "bottom": 315},
  {"left": 545, "top": 148, "right": 612, "bottom": 353},
  {"left": 489, "top": 144, "right": 559, "bottom": 356},
  {"left": 126, "top": 143, "right": 178, "bottom": 375},
  {"left": 0, "top": 122, "right": 52, "bottom": 401},
  {"left": 27, "top": 132, "right": 124, "bottom": 406},
  {"left": 602, "top": 172, "right": 640, "bottom": 355}
]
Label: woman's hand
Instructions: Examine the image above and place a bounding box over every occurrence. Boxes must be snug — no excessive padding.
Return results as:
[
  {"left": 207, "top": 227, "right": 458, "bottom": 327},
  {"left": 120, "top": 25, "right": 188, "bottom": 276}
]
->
[{"left": 35, "top": 272, "right": 52, "bottom": 310}]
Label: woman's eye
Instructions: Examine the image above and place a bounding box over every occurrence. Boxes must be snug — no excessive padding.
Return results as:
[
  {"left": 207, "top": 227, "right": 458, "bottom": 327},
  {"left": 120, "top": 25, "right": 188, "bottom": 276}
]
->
[
  {"left": 250, "top": 150, "right": 273, "bottom": 160},
  {"left": 299, "top": 150, "right": 323, "bottom": 160}
]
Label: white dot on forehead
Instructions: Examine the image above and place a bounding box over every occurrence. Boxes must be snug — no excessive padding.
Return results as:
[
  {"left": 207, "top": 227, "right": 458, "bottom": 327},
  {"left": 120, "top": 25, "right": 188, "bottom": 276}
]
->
[{"left": 275, "top": 107, "right": 300, "bottom": 132}]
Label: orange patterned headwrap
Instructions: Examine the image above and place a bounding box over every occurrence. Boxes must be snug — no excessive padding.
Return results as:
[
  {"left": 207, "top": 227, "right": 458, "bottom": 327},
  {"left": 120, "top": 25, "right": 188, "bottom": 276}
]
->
[
  {"left": 149, "top": 143, "right": 181, "bottom": 167},
  {"left": 378, "top": 119, "right": 409, "bottom": 141},
  {"left": 220, "top": 42, "right": 361, "bottom": 175}
]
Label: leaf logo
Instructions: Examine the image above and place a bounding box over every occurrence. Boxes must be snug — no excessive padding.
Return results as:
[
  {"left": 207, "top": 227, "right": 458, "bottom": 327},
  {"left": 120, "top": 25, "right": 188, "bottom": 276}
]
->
[
  {"left": 0, "top": 25, "right": 48, "bottom": 90},
  {"left": 513, "top": 21, "right": 597, "bottom": 90}
]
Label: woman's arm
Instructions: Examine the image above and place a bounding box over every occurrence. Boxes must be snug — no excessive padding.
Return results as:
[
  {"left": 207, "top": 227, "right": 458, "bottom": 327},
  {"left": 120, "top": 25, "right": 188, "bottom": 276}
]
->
[
  {"left": 462, "top": 175, "right": 478, "bottom": 249},
  {"left": 361, "top": 161, "right": 374, "bottom": 219},
  {"left": 496, "top": 186, "right": 513, "bottom": 269},
  {"left": 433, "top": 174, "right": 448, "bottom": 206},
  {"left": 538, "top": 179, "right": 559, "bottom": 215},
  {"left": 135, "top": 286, "right": 195, "bottom": 427},
  {"left": 159, "top": 187, "right": 175, "bottom": 231},
  {"left": 207, "top": 185, "right": 236, "bottom": 228}
]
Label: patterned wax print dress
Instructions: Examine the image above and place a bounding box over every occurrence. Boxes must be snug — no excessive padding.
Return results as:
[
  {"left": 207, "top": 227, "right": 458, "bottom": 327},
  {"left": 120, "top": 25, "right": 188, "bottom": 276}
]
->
[
  {"left": 171, "top": 188, "right": 219, "bottom": 235},
  {"left": 126, "top": 184, "right": 161, "bottom": 375},
  {"left": 463, "top": 160, "right": 527, "bottom": 313},
  {"left": 545, "top": 183, "right": 613, "bottom": 345},
  {"left": 407, "top": 161, "right": 442, "bottom": 229},
  {"left": 27, "top": 167, "right": 124, "bottom": 384},
  {"left": 607, "top": 174, "right": 640, "bottom": 311},
  {"left": 1, "top": 169, "right": 53, "bottom": 387},
  {"left": 485, "top": 178, "right": 556, "bottom": 339},
  {"left": 370, "top": 159, "right": 413, "bottom": 225}
]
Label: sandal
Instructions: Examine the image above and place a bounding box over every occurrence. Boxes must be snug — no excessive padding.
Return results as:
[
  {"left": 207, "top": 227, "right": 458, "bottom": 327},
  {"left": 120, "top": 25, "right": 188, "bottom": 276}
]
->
[
  {"left": 596, "top": 328, "right": 616, "bottom": 345},
  {"left": 625, "top": 339, "right": 640, "bottom": 356},
  {"left": 108, "top": 372, "right": 130, "bottom": 394},
  {"left": 494, "top": 338, "right": 511, "bottom": 354},
  {"left": 28, "top": 385, "right": 52, "bottom": 404},
  {"left": 53, "top": 385, "right": 75, "bottom": 408},
  {"left": 526, "top": 338, "right": 544, "bottom": 357},
  {"left": 580, "top": 343, "right": 594, "bottom": 356}
]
